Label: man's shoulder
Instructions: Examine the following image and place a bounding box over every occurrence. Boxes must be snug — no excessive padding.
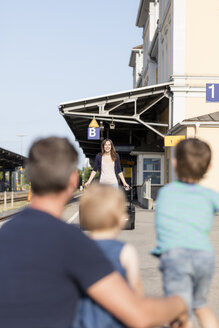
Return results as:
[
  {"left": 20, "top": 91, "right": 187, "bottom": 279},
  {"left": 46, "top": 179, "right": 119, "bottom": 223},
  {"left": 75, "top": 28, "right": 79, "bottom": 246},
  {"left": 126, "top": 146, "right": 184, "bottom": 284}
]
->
[
  {"left": 7, "top": 208, "right": 81, "bottom": 236},
  {"left": 12, "top": 207, "right": 63, "bottom": 225}
]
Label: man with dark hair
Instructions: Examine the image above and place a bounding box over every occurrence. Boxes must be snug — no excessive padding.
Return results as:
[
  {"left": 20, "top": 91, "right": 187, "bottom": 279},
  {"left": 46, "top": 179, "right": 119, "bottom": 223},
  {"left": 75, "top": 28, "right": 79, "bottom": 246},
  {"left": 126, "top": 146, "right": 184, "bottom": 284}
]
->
[
  {"left": 27, "top": 137, "right": 79, "bottom": 195},
  {"left": 0, "top": 137, "right": 187, "bottom": 328}
]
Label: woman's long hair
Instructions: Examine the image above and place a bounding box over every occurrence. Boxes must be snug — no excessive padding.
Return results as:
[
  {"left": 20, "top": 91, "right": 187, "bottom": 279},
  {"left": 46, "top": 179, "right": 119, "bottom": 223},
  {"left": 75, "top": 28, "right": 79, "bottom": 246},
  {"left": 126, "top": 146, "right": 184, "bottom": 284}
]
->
[{"left": 101, "top": 139, "right": 117, "bottom": 161}]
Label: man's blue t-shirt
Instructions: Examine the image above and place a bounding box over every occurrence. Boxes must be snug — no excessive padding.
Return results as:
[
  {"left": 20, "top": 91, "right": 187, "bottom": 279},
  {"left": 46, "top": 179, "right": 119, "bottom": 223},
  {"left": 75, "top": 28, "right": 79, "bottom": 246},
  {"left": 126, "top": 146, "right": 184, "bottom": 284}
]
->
[{"left": 0, "top": 208, "right": 114, "bottom": 328}]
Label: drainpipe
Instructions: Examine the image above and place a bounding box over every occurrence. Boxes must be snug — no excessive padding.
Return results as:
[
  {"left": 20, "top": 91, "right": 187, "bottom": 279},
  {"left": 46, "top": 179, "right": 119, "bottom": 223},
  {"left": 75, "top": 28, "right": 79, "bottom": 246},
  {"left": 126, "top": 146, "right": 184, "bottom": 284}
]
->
[
  {"left": 164, "top": 90, "right": 173, "bottom": 129},
  {"left": 194, "top": 123, "right": 200, "bottom": 137},
  {"left": 168, "top": 121, "right": 219, "bottom": 139},
  {"left": 180, "top": 122, "right": 200, "bottom": 138}
]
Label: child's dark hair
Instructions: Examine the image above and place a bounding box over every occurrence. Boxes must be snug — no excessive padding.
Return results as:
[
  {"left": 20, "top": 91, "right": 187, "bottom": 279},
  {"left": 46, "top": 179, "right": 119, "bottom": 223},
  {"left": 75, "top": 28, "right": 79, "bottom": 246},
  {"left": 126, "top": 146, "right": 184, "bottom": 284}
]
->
[{"left": 175, "top": 138, "right": 211, "bottom": 181}]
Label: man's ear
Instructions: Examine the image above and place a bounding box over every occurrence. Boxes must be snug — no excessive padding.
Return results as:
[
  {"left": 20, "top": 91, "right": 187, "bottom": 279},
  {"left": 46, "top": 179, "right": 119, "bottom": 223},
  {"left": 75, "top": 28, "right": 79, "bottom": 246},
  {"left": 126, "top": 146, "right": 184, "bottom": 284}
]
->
[{"left": 68, "top": 170, "right": 79, "bottom": 191}]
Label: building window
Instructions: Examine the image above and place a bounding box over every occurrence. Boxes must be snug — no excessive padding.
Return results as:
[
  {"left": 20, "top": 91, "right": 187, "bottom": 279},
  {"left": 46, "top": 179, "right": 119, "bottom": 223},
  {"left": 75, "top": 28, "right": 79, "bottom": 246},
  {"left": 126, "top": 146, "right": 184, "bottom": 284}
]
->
[{"left": 143, "top": 158, "right": 161, "bottom": 185}]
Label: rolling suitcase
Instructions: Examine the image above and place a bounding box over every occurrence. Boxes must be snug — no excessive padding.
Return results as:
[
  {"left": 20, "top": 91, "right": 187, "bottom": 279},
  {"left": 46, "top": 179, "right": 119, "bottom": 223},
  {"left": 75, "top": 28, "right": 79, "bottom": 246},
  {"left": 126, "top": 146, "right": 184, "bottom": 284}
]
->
[{"left": 124, "top": 187, "right": 135, "bottom": 230}]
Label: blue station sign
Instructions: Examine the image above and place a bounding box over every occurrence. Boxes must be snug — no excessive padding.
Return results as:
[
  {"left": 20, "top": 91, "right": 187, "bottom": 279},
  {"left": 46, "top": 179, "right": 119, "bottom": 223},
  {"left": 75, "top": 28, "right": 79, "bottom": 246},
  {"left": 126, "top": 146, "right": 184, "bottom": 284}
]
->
[
  {"left": 206, "top": 83, "right": 219, "bottom": 102},
  {"left": 88, "top": 118, "right": 100, "bottom": 140},
  {"left": 88, "top": 127, "right": 100, "bottom": 140}
]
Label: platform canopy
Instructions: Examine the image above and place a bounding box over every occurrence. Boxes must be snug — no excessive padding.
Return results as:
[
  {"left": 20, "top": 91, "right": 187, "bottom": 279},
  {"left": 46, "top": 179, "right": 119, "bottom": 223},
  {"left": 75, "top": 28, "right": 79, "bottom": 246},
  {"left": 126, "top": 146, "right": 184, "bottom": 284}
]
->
[
  {"left": 59, "top": 82, "right": 173, "bottom": 159},
  {"left": 0, "top": 147, "right": 26, "bottom": 170}
]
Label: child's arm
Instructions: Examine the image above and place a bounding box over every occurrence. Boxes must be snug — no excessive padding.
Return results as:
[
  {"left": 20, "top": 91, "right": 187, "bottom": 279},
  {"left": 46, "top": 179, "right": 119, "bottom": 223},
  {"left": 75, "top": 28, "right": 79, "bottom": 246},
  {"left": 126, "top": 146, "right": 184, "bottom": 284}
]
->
[{"left": 120, "top": 243, "right": 144, "bottom": 296}]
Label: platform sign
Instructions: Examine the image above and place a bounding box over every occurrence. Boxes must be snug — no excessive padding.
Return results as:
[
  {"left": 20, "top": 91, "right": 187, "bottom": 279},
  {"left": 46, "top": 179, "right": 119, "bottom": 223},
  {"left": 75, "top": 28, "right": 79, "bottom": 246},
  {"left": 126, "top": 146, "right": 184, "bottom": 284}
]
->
[
  {"left": 88, "top": 127, "right": 100, "bottom": 140},
  {"left": 206, "top": 84, "right": 219, "bottom": 102},
  {"left": 120, "top": 159, "right": 135, "bottom": 166},
  {"left": 124, "top": 167, "right": 132, "bottom": 178},
  {"left": 89, "top": 118, "right": 99, "bottom": 128},
  {"left": 88, "top": 119, "right": 100, "bottom": 140},
  {"left": 164, "top": 135, "right": 185, "bottom": 147}
]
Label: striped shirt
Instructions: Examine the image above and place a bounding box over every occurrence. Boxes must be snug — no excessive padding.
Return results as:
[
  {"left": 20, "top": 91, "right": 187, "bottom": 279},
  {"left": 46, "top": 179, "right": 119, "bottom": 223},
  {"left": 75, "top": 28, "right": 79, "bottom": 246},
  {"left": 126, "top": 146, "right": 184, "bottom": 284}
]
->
[{"left": 151, "top": 181, "right": 219, "bottom": 255}]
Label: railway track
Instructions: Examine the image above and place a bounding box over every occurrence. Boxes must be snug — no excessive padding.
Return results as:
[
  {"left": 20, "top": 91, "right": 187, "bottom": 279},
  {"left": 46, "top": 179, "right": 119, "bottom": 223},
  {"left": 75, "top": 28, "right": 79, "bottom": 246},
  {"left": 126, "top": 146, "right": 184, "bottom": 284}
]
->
[
  {"left": 0, "top": 194, "right": 28, "bottom": 222},
  {"left": 0, "top": 196, "right": 28, "bottom": 205},
  {"left": 0, "top": 213, "right": 16, "bottom": 222},
  {"left": 0, "top": 193, "right": 82, "bottom": 223}
]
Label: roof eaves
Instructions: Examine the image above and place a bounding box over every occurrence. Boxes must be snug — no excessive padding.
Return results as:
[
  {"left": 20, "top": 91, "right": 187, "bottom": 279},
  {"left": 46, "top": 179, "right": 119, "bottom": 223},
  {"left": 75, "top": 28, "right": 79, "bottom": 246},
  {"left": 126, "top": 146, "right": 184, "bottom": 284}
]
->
[
  {"left": 129, "top": 51, "right": 135, "bottom": 68},
  {"left": 129, "top": 46, "right": 143, "bottom": 67},
  {"left": 183, "top": 111, "right": 219, "bottom": 122},
  {"left": 59, "top": 82, "right": 173, "bottom": 109},
  {"left": 0, "top": 147, "right": 26, "bottom": 160},
  {"left": 148, "top": 27, "right": 159, "bottom": 59},
  {"left": 136, "top": 0, "right": 150, "bottom": 27},
  {"left": 167, "top": 118, "right": 219, "bottom": 135},
  {"left": 133, "top": 45, "right": 143, "bottom": 50}
]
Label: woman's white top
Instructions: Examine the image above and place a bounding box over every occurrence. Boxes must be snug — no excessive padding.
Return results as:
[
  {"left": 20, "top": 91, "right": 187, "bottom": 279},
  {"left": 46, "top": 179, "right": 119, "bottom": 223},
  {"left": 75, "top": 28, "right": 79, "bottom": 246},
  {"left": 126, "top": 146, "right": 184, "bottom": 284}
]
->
[{"left": 99, "top": 155, "right": 117, "bottom": 184}]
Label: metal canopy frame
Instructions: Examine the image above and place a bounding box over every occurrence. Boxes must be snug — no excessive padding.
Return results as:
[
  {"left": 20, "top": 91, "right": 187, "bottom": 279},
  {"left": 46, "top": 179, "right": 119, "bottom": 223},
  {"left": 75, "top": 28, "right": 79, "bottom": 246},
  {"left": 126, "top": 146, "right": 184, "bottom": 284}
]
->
[
  {"left": 0, "top": 148, "right": 26, "bottom": 170},
  {"left": 59, "top": 82, "right": 173, "bottom": 139}
]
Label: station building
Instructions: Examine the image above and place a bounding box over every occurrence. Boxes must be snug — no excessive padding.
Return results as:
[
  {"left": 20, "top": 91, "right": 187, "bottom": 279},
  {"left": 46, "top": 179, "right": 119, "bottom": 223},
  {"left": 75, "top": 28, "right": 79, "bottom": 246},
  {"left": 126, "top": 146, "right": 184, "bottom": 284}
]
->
[
  {"left": 0, "top": 147, "right": 26, "bottom": 191},
  {"left": 60, "top": 0, "right": 219, "bottom": 207}
]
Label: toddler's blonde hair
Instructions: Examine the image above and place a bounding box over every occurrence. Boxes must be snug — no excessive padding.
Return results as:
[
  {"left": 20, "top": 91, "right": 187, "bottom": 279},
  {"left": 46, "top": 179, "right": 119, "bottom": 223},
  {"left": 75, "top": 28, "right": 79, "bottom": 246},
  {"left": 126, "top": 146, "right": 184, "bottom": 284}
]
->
[{"left": 79, "top": 183, "right": 127, "bottom": 231}]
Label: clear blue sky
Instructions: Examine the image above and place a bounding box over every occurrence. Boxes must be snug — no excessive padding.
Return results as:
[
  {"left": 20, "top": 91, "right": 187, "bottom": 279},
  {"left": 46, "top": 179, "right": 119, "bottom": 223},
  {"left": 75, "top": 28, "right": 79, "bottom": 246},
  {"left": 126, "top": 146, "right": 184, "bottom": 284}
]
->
[{"left": 0, "top": 0, "right": 142, "bottom": 167}]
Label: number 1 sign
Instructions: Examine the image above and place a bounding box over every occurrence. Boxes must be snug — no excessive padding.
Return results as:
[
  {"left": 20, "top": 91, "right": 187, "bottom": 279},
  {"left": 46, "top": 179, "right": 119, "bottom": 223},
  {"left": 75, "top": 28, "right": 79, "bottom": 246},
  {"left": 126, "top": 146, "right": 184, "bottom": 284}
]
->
[{"left": 206, "top": 83, "right": 219, "bottom": 102}]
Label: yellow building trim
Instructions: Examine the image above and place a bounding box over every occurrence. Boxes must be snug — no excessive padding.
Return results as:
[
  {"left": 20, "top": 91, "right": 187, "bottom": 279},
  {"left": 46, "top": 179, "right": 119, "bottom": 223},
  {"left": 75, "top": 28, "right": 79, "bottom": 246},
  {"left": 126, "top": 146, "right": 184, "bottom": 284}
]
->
[{"left": 164, "top": 135, "right": 185, "bottom": 147}]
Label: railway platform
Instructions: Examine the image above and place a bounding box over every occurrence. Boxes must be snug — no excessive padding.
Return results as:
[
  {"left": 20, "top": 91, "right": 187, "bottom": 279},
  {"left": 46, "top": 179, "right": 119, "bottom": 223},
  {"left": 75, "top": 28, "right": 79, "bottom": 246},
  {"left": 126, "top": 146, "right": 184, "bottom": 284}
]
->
[
  {"left": 0, "top": 191, "right": 29, "bottom": 217},
  {"left": 63, "top": 201, "right": 219, "bottom": 328},
  {"left": 1, "top": 198, "right": 218, "bottom": 327},
  {"left": 0, "top": 191, "right": 28, "bottom": 201}
]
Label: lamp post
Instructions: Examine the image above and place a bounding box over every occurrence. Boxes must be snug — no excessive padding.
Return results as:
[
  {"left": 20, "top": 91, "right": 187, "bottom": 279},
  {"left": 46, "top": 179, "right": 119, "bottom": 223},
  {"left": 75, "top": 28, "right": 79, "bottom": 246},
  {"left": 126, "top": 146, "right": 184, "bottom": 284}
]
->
[
  {"left": 16, "top": 134, "right": 26, "bottom": 191},
  {"left": 16, "top": 134, "right": 26, "bottom": 156}
]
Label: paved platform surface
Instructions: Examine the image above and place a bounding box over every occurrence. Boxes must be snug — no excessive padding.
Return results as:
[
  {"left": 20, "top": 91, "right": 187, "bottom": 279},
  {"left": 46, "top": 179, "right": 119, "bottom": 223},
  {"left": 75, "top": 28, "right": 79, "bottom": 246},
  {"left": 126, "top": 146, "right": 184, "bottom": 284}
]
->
[
  {"left": 119, "top": 206, "right": 219, "bottom": 327},
  {"left": 63, "top": 202, "right": 219, "bottom": 327},
  {"left": 0, "top": 200, "right": 218, "bottom": 326}
]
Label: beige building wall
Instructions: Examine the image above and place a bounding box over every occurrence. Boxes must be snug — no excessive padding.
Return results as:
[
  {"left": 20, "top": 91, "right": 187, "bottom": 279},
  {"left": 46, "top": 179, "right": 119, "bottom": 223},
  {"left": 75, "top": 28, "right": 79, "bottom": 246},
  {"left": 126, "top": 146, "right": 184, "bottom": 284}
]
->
[
  {"left": 186, "top": 0, "right": 219, "bottom": 77},
  {"left": 184, "top": 0, "right": 219, "bottom": 191},
  {"left": 166, "top": 125, "right": 219, "bottom": 192},
  {"left": 197, "top": 127, "right": 219, "bottom": 192},
  {"left": 134, "top": 0, "right": 219, "bottom": 190},
  {"left": 185, "top": 78, "right": 219, "bottom": 88},
  {"left": 164, "top": 126, "right": 188, "bottom": 183},
  {"left": 186, "top": 97, "right": 219, "bottom": 119}
]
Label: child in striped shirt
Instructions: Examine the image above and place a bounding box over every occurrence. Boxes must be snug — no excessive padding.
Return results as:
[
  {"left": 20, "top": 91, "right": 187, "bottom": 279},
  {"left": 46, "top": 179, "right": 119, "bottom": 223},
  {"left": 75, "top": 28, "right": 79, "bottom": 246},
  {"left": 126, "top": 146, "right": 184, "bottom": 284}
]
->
[{"left": 152, "top": 138, "right": 219, "bottom": 328}]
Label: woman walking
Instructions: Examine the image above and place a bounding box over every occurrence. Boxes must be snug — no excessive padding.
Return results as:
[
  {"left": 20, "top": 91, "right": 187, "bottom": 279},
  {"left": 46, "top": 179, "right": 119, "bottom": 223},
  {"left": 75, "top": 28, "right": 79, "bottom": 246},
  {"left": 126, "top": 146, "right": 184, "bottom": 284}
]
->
[{"left": 85, "top": 139, "right": 129, "bottom": 189}]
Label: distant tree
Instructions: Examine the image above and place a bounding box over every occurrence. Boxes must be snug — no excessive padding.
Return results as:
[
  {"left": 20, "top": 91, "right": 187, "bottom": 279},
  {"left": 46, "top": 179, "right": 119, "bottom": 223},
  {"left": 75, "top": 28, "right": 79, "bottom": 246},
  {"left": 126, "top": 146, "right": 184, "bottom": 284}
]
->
[
  {"left": 84, "top": 167, "right": 92, "bottom": 182},
  {"left": 78, "top": 167, "right": 99, "bottom": 185}
]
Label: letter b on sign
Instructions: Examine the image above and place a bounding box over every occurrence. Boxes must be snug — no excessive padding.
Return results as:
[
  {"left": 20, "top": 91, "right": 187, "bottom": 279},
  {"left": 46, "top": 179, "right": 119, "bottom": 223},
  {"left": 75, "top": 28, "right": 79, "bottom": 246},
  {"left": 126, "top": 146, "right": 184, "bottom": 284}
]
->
[
  {"left": 88, "top": 127, "right": 100, "bottom": 140},
  {"left": 90, "top": 128, "right": 96, "bottom": 137}
]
